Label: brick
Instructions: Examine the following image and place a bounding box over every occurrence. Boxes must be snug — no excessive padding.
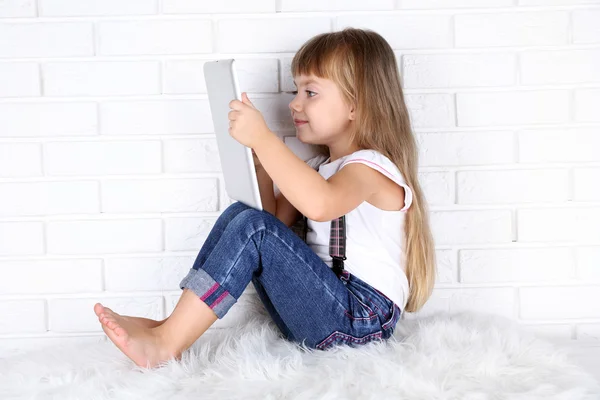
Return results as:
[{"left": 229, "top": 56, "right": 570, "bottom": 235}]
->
[
  {"left": 49, "top": 296, "right": 162, "bottom": 332},
  {"left": 163, "top": 138, "right": 222, "bottom": 173},
  {"left": 574, "top": 89, "right": 600, "bottom": 122},
  {"left": 0, "top": 62, "right": 40, "bottom": 97},
  {"left": 105, "top": 255, "right": 194, "bottom": 291},
  {"left": 0, "top": 143, "right": 41, "bottom": 177},
  {"left": 0, "top": 102, "right": 97, "bottom": 137},
  {"left": 419, "top": 171, "right": 454, "bottom": 205},
  {"left": 431, "top": 210, "right": 513, "bottom": 245},
  {"left": 459, "top": 247, "right": 573, "bottom": 283},
  {"left": 518, "top": 128, "right": 600, "bottom": 163},
  {"left": 43, "top": 61, "right": 160, "bottom": 96},
  {"left": 217, "top": 17, "right": 330, "bottom": 53},
  {"left": 457, "top": 90, "right": 569, "bottom": 126},
  {"left": 576, "top": 247, "right": 600, "bottom": 281},
  {"left": 101, "top": 178, "right": 219, "bottom": 213},
  {"left": 0, "top": 300, "right": 46, "bottom": 334},
  {"left": 417, "top": 131, "right": 514, "bottom": 167},
  {"left": 574, "top": 168, "right": 600, "bottom": 201},
  {"left": 100, "top": 100, "right": 212, "bottom": 135},
  {"left": 97, "top": 20, "right": 212, "bottom": 55},
  {"left": 401, "top": 0, "right": 512, "bottom": 7},
  {"left": 521, "top": 49, "right": 600, "bottom": 85},
  {"left": 163, "top": 58, "right": 278, "bottom": 94},
  {"left": 163, "top": 0, "right": 275, "bottom": 13},
  {"left": 520, "top": 286, "right": 600, "bottom": 319},
  {"left": 0, "top": 22, "right": 93, "bottom": 58},
  {"left": 44, "top": 141, "right": 161, "bottom": 175},
  {"left": 457, "top": 169, "right": 569, "bottom": 204},
  {"left": 0, "top": 181, "right": 99, "bottom": 217},
  {"left": 39, "top": 0, "right": 157, "bottom": 16},
  {"left": 165, "top": 216, "right": 215, "bottom": 251},
  {"left": 403, "top": 53, "right": 516, "bottom": 88},
  {"left": 47, "top": 219, "right": 162, "bottom": 254},
  {"left": 0, "top": 259, "right": 102, "bottom": 294},
  {"left": 520, "top": 0, "right": 600, "bottom": 4},
  {"left": 573, "top": 9, "right": 600, "bottom": 44},
  {"left": 455, "top": 12, "right": 568, "bottom": 47},
  {"left": 0, "top": 221, "right": 44, "bottom": 256},
  {"left": 435, "top": 249, "right": 456, "bottom": 284},
  {"left": 0, "top": 0, "right": 36, "bottom": 18},
  {"left": 416, "top": 287, "right": 515, "bottom": 319},
  {"left": 337, "top": 14, "right": 452, "bottom": 49},
  {"left": 281, "top": 0, "right": 393, "bottom": 11},
  {"left": 518, "top": 207, "right": 600, "bottom": 242},
  {"left": 405, "top": 94, "right": 455, "bottom": 128}
]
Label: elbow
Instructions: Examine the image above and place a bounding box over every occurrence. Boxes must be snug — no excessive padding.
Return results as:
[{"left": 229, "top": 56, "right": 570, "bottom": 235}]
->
[{"left": 308, "top": 193, "right": 330, "bottom": 222}]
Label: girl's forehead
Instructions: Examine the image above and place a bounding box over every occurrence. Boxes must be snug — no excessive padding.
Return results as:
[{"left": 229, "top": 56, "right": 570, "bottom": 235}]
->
[{"left": 293, "top": 74, "right": 329, "bottom": 86}]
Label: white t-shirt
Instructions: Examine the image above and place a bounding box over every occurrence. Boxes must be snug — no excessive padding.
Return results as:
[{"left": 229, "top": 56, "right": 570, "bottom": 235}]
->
[{"left": 305, "top": 149, "right": 413, "bottom": 310}]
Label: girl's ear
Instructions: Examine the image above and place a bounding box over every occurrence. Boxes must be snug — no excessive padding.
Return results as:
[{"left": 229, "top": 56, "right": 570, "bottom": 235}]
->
[{"left": 349, "top": 106, "right": 355, "bottom": 121}]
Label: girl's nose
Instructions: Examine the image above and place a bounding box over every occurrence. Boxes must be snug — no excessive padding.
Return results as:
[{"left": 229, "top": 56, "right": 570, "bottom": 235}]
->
[{"left": 289, "top": 96, "right": 302, "bottom": 113}]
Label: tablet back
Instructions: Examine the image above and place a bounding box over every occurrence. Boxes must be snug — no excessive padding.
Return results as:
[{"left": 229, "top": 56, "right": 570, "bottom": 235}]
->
[{"left": 203, "top": 59, "right": 263, "bottom": 211}]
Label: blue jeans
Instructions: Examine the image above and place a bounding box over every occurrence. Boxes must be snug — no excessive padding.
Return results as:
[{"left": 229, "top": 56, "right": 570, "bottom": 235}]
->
[{"left": 179, "top": 201, "right": 402, "bottom": 351}]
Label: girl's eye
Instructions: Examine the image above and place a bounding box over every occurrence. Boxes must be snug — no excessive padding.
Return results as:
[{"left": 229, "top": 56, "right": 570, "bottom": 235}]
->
[{"left": 291, "top": 90, "right": 316, "bottom": 97}]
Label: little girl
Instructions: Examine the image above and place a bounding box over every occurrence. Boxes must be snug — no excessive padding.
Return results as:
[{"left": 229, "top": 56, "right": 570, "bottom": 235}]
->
[{"left": 94, "top": 28, "right": 436, "bottom": 369}]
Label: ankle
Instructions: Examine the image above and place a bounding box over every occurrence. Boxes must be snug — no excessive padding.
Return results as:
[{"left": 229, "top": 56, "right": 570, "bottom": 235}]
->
[{"left": 152, "top": 324, "right": 185, "bottom": 357}]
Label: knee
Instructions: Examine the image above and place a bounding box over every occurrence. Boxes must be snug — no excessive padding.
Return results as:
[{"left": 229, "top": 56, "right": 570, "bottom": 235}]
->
[
  {"left": 229, "top": 207, "right": 271, "bottom": 233},
  {"left": 221, "top": 201, "right": 251, "bottom": 218}
]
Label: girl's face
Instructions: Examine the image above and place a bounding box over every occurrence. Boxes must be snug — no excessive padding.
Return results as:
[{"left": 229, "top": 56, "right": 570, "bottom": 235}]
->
[{"left": 288, "top": 74, "right": 355, "bottom": 146}]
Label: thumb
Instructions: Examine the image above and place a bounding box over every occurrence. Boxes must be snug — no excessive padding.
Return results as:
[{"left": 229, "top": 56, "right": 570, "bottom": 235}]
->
[{"left": 242, "top": 92, "right": 255, "bottom": 108}]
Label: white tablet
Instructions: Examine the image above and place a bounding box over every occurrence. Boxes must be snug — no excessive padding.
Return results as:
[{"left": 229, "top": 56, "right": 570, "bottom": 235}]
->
[{"left": 203, "top": 59, "right": 263, "bottom": 211}]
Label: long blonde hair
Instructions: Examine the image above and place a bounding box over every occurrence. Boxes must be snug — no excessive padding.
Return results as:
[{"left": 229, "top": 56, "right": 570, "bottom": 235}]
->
[{"left": 291, "top": 28, "right": 436, "bottom": 312}]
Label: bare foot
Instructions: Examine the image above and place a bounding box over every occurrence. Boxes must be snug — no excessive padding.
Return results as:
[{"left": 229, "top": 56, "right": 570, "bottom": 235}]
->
[
  {"left": 94, "top": 305, "right": 166, "bottom": 329},
  {"left": 116, "top": 312, "right": 166, "bottom": 329},
  {"left": 94, "top": 303, "right": 179, "bottom": 369}
]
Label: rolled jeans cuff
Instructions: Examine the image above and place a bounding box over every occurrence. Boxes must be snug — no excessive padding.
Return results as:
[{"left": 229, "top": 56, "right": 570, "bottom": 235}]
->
[{"left": 179, "top": 267, "right": 237, "bottom": 319}]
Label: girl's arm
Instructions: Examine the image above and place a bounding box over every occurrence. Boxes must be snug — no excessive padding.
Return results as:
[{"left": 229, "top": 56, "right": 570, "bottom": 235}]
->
[
  {"left": 253, "top": 133, "right": 381, "bottom": 222},
  {"left": 255, "top": 165, "right": 276, "bottom": 215},
  {"left": 253, "top": 134, "right": 327, "bottom": 221}
]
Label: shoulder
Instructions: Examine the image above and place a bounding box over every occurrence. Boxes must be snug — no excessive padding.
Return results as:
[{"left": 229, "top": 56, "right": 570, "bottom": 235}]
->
[
  {"left": 339, "top": 149, "right": 413, "bottom": 211},
  {"left": 339, "top": 150, "right": 404, "bottom": 182}
]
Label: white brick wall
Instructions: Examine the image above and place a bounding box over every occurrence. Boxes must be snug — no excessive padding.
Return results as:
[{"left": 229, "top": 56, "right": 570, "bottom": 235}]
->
[{"left": 1, "top": 1, "right": 599, "bottom": 356}]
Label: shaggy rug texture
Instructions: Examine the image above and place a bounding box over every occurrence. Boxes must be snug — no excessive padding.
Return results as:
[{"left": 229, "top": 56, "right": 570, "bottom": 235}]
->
[{"left": 1, "top": 310, "right": 598, "bottom": 400}]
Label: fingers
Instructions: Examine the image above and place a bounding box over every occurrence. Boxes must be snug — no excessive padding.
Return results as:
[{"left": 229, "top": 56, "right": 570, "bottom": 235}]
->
[
  {"left": 242, "top": 92, "right": 255, "bottom": 108},
  {"left": 229, "top": 99, "right": 243, "bottom": 110},
  {"left": 228, "top": 110, "right": 239, "bottom": 120}
]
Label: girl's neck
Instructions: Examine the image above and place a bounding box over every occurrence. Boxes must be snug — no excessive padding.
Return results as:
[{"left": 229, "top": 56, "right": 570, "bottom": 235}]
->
[{"left": 328, "top": 144, "right": 362, "bottom": 163}]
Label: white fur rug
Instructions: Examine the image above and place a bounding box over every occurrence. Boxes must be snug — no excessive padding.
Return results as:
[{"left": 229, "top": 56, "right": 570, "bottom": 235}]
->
[{"left": 1, "top": 310, "right": 598, "bottom": 400}]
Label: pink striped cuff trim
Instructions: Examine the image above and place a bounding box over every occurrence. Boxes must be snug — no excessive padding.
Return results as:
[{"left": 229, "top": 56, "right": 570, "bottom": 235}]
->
[{"left": 200, "top": 283, "right": 219, "bottom": 302}]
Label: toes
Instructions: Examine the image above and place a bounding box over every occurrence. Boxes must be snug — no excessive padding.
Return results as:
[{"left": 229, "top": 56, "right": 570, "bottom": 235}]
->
[
  {"left": 106, "top": 319, "right": 118, "bottom": 330},
  {"left": 114, "top": 326, "right": 126, "bottom": 337},
  {"left": 93, "top": 303, "right": 105, "bottom": 317}
]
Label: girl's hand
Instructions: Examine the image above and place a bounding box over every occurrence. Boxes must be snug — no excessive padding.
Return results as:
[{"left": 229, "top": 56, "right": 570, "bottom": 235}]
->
[{"left": 228, "top": 92, "right": 272, "bottom": 149}]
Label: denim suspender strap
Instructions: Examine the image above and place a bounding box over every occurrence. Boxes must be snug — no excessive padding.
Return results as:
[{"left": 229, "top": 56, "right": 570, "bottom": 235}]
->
[{"left": 302, "top": 215, "right": 346, "bottom": 278}]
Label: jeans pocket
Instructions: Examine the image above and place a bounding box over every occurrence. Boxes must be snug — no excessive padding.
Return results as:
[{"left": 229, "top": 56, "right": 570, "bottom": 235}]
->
[
  {"left": 345, "top": 288, "right": 379, "bottom": 321},
  {"left": 346, "top": 274, "right": 400, "bottom": 332},
  {"left": 315, "top": 330, "right": 384, "bottom": 351},
  {"left": 380, "top": 304, "right": 401, "bottom": 338}
]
